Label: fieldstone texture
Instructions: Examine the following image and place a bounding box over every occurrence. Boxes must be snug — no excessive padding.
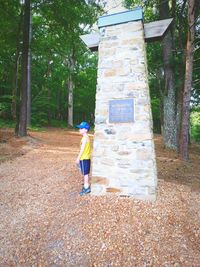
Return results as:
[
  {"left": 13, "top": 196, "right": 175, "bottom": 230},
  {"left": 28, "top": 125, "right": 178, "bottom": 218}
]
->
[{"left": 91, "top": 19, "right": 157, "bottom": 200}]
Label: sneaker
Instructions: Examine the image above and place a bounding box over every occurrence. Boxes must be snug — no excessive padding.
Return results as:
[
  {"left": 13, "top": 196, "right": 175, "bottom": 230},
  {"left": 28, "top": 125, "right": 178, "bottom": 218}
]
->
[{"left": 80, "top": 186, "right": 91, "bottom": 196}]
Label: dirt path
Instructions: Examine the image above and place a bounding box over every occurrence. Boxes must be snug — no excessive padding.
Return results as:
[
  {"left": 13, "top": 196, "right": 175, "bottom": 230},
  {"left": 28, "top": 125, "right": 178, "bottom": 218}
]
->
[{"left": 0, "top": 129, "right": 200, "bottom": 266}]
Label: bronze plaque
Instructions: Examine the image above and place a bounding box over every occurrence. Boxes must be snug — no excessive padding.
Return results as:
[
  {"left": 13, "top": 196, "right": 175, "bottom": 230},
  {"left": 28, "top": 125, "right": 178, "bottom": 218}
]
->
[{"left": 109, "top": 99, "right": 134, "bottom": 123}]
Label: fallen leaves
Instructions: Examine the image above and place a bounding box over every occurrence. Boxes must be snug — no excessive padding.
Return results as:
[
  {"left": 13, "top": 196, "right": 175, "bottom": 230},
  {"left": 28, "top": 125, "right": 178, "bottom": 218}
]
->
[{"left": 0, "top": 129, "right": 200, "bottom": 266}]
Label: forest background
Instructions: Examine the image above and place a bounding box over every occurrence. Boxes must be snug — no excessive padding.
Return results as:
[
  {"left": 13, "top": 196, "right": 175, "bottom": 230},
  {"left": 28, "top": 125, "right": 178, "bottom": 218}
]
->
[{"left": 0, "top": 0, "right": 199, "bottom": 161}]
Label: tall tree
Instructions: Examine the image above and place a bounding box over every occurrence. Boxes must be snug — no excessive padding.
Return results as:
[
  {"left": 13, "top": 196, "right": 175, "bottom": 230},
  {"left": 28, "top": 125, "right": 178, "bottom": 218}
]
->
[
  {"left": 67, "top": 52, "right": 75, "bottom": 127},
  {"left": 179, "top": 0, "right": 196, "bottom": 160},
  {"left": 0, "top": 1, "right": 22, "bottom": 120},
  {"left": 27, "top": 9, "right": 32, "bottom": 126},
  {"left": 11, "top": 6, "right": 23, "bottom": 121},
  {"left": 17, "top": 0, "right": 30, "bottom": 136},
  {"left": 0, "top": 0, "right": 100, "bottom": 127},
  {"left": 159, "top": 0, "right": 177, "bottom": 150}
]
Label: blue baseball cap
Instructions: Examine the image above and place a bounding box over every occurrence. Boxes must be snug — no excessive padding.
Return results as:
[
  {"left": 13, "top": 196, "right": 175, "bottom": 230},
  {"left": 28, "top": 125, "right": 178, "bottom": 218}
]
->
[{"left": 76, "top": 121, "right": 90, "bottom": 130}]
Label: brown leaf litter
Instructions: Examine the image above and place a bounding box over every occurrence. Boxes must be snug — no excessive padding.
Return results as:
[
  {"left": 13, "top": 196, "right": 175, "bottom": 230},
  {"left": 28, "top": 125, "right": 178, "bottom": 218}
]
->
[{"left": 0, "top": 128, "right": 200, "bottom": 266}]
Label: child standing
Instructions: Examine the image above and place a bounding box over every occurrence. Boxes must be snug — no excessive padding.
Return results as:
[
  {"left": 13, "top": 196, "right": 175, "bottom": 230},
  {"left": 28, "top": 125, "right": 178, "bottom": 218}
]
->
[{"left": 76, "top": 121, "right": 91, "bottom": 196}]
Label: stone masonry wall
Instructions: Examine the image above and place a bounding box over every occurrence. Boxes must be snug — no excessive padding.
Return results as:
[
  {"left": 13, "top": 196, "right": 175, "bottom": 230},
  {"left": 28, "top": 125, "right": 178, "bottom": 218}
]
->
[{"left": 91, "top": 20, "right": 157, "bottom": 200}]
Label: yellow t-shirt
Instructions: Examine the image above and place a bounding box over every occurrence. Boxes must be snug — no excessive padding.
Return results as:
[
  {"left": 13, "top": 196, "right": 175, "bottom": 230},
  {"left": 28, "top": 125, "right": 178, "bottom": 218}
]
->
[{"left": 80, "top": 136, "right": 91, "bottom": 160}]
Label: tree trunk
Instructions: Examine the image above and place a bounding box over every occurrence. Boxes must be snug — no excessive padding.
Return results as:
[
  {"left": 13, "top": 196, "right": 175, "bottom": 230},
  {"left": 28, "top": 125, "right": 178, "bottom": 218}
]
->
[
  {"left": 176, "top": 52, "right": 185, "bottom": 151},
  {"left": 160, "top": 0, "right": 177, "bottom": 150},
  {"left": 67, "top": 52, "right": 75, "bottom": 127},
  {"left": 17, "top": 0, "right": 30, "bottom": 137},
  {"left": 27, "top": 10, "right": 32, "bottom": 126},
  {"left": 11, "top": 7, "right": 23, "bottom": 121},
  {"left": 46, "top": 61, "right": 52, "bottom": 125},
  {"left": 157, "top": 68, "right": 164, "bottom": 135},
  {"left": 68, "top": 74, "right": 74, "bottom": 127},
  {"left": 179, "top": 0, "right": 195, "bottom": 160},
  {"left": 57, "top": 88, "right": 62, "bottom": 120},
  {"left": 47, "top": 87, "right": 51, "bottom": 125},
  {"left": 176, "top": 0, "right": 187, "bottom": 149},
  {"left": 12, "top": 53, "right": 20, "bottom": 121}
]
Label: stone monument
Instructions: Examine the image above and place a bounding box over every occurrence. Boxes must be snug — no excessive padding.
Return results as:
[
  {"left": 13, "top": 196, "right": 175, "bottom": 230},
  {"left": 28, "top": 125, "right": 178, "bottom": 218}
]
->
[{"left": 81, "top": 0, "right": 173, "bottom": 200}]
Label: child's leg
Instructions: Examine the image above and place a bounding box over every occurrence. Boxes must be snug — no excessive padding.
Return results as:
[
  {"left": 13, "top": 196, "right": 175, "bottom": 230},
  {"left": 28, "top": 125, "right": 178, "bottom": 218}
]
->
[
  {"left": 80, "top": 160, "right": 90, "bottom": 189},
  {"left": 83, "top": 174, "right": 89, "bottom": 189},
  {"left": 79, "top": 160, "right": 91, "bottom": 195}
]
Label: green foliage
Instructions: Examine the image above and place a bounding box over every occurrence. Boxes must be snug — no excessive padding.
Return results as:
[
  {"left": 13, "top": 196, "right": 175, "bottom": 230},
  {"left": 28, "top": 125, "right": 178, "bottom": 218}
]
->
[
  {"left": 190, "top": 108, "right": 200, "bottom": 143},
  {"left": 0, "top": 119, "right": 15, "bottom": 128},
  {"left": 151, "top": 97, "right": 161, "bottom": 133},
  {"left": 0, "top": 118, "right": 53, "bottom": 132},
  {"left": 50, "top": 120, "right": 67, "bottom": 128},
  {"left": 74, "top": 53, "right": 97, "bottom": 124},
  {"left": 0, "top": 120, "right": 16, "bottom": 131},
  {"left": 0, "top": 0, "right": 100, "bottom": 128}
]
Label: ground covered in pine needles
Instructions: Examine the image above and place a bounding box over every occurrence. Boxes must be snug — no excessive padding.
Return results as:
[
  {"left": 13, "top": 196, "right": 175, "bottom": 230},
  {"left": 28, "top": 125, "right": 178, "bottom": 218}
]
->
[{"left": 0, "top": 128, "right": 200, "bottom": 266}]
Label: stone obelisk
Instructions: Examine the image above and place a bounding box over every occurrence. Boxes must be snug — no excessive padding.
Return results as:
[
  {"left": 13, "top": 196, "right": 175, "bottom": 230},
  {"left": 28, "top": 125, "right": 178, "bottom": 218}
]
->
[{"left": 91, "top": 0, "right": 157, "bottom": 200}]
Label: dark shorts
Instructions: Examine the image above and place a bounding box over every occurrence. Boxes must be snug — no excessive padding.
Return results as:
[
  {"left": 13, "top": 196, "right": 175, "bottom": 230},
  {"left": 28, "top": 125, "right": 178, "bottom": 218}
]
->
[{"left": 80, "top": 159, "right": 91, "bottom": 175}]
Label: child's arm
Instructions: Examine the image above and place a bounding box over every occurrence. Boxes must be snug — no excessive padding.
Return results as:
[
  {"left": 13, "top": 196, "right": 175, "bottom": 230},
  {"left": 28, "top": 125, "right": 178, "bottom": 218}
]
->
[{"left": 76, "top": 137, "right": 87, "bottom": 164}]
